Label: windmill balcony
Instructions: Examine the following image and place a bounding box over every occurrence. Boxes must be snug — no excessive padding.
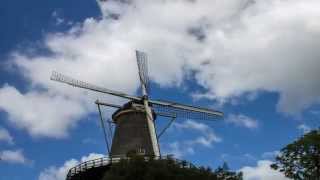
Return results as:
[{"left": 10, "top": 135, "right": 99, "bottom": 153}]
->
[{"left": 66, "top": 157, "right": 113, "bottom": 180}]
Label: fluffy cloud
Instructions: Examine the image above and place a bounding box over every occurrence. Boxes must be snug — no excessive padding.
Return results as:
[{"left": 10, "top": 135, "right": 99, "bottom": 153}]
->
[
  {"left": 0, "top": 85, "right": 88, "bottom": 137},
  {"left": 39, "top": 153, "right": 104, "bottom": 180},
  {"left": 240, "top": 160, "right": 289, "bottom": 180},
  {"left": 163, "top": 120, "right": 221, "bottom": 158},
  {"left": 226, "top": 114, "right": 258, "bottom": 129},
  {"left": 0, "top": 17, "right": 140, "bottom": 137},
  {"left": 164, "top": 142, "right": 195, "bottom": 158},
  {"left": 190, "top": 0, "right": 320, "bottom": 115},
  {"left": 175, "top": 120, "right": 222, "bottom": 146},
  {"left": 0, "top": 127, "right": 14, "bottom": 144},
  {"left": 1, "top": 0, "right": 320, "bottom": 137},
  {"left": 175, "top": 119, "right": 214, "bottom": 132},
  {"left": 0, "top": 149, "right": 29, "bottom": 164}
]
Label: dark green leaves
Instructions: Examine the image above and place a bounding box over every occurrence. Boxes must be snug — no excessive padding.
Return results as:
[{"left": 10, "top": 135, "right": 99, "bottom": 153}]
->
[{"left": 271, "top": 129, "right": 320, "bottom": 180}]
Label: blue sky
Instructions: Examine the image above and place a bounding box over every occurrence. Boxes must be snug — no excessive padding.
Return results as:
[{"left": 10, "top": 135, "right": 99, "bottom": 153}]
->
[{"left": 0, "top": 0, "right": 320, "bottom": 180}]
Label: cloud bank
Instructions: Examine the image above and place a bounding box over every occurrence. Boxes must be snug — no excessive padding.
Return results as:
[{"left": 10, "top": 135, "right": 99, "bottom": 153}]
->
[
  {"left": 240, "top": 160, "right": 289, "bottom": 180},
  {"left": 1, "top": 0, "right": 319, "bottom": 138}
]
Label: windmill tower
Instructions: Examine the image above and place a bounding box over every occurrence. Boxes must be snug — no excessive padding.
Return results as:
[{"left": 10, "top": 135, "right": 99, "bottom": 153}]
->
[
  {"left": 109, "top": 51, "right": 160, "bottom": 157},
  {"left": 51, "top": 50, "right": 223, "bottom": 179}
]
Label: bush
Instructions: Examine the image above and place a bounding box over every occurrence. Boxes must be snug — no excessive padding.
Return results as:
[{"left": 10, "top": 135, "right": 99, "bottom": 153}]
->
[{"left": 103, "top": 155, "right": 242, "bottom": 180}]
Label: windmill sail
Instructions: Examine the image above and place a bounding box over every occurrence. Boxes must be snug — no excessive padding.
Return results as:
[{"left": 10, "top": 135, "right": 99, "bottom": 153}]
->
[
  {"left": 149, "top": 99, "right": 223, "bottom": 119},
  {"left": 136, "top": 50, "right": 150, "bottom": 95},
  {"left": 50, "top": 71, "right": 223, "bottom": 121},
  {"left": 135, "top": 50, "right": 160, "bottom": 157},
  {"left": 152, "top": 102, "right": 223, "bottom": 121},
  {"left": 50, "top": 71, "right": 141, "bottom": 101}
]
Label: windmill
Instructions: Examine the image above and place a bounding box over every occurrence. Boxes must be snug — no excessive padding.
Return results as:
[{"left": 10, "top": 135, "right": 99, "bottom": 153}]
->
[{"left": 51, "top": 50, "right": 223, "bottom": 159}]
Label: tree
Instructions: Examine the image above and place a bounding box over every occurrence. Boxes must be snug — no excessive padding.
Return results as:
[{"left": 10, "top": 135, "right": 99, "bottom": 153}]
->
[
  {"left": 103, "top": 154, "right": 243, "bottom": 180},
  {"left": 271, "top": 129, "right": 320, "bottom": 180}
]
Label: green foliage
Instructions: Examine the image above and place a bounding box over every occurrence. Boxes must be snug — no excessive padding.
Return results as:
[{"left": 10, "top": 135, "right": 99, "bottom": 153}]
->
[
  {"left": 271, "top": 129, "right": 320, "bottom": 180},
  {"left": 103, "top": 155, "right": 242, "bottom": 180}
]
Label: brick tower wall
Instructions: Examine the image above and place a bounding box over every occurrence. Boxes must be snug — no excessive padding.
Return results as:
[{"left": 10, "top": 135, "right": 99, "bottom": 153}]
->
[{"left": 110, "top": 106, "right": 155, "bottom": 158}]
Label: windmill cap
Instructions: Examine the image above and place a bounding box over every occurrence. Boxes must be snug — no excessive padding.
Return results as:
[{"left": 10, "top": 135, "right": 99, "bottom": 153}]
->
[{"left": 111, "top": 101, "right": 157, "bottom": 123}]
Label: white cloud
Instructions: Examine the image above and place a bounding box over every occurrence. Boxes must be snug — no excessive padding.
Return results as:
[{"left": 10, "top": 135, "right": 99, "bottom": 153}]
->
[
  {"left": 1, "top": 0, "right": 320, "bottom": 137},
  {"left": 175, "top": 119, "right": 212, "bottom": 132},
  {"left": 297, "top": 124, "right": 311, "bottom": 134},
  {"left": 164, "top": 142, "right": 195, "bottom": 159},
  {"left": 0, "top": 85, "right": 88, "bottom": 138},
  {"left": 0, "top": 127, "right": 14, "bottom": 145},
  {"left": 175, "top": 120, "right": 222, "bottom": 146},
  {"left": 240, "top": 160, "right": 289, "bottom": 180},
  {"left": 0, "top": 149, "right": 29, "bottom": 164},
  {"left": 188, "top": 132, "right": 221, "bottom": 147},
  {"left": 0, "top": 14, "right": 140, "bottom": 137},
  {"left": 164, "top": 120, "right": 221, "bottom": 158},
  {"left": 39, "top": 153, "right": 104, "bottom": 180},
  {"left": 39, "top": 159, "right": 78, "bottom": 180},
  {"left": 226, "top": 114, "right": 258, "bottom": 129},
  {"left": 190, "top": 0, "right": 320, "bottom": 115}
]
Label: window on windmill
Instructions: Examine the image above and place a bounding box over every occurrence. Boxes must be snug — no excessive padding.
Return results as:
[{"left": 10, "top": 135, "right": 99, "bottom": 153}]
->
[{"left": 137, "top": 147, "right": 146, "bottom": 155}]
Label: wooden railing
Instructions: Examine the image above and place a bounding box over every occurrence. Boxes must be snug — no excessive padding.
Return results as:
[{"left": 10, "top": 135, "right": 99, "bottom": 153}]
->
[
  {"left": 66, "top": 157, "right": 111, "bottom": 179},
  {"left": 66, "top": 155, "right": 196, "bottom": 180}
]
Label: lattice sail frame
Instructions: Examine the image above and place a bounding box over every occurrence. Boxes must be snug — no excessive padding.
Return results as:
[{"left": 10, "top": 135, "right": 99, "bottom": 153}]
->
[
  {"left": 152, "top": 103, "right": 221, "bottom": 121},
  {"left": 136, "top": 50, "right": 150, "bottom": 94}
]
